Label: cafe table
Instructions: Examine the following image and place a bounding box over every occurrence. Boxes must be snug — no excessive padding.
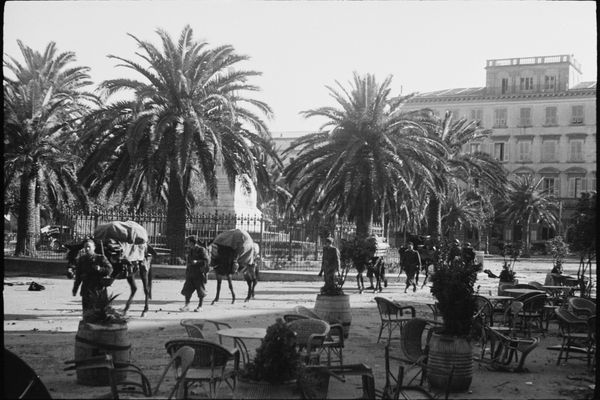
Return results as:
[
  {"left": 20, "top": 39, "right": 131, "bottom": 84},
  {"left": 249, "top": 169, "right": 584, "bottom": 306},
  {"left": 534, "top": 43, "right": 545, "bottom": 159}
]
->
[
  {"left": 542, "top": 285, "right": 575, "bottom": 305},
  {"left": 503, "top": 288, "right": 545, "bottom": 298},
  {"left": 217, "top": 327, "right": 267, "bottom": 366}
]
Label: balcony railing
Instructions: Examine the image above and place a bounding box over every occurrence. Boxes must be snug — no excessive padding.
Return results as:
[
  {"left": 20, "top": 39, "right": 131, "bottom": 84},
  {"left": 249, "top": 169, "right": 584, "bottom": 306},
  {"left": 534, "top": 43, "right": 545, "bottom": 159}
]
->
[{"left": 486, "top": 55, "right": 581, "bottom": 71}]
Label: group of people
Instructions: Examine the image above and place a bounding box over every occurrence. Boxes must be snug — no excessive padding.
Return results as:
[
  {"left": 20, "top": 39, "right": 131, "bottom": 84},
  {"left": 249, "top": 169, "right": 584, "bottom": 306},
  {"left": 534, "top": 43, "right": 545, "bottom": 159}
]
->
[{"left": 70, "top": 235, "right": 211, "bottom": 313}]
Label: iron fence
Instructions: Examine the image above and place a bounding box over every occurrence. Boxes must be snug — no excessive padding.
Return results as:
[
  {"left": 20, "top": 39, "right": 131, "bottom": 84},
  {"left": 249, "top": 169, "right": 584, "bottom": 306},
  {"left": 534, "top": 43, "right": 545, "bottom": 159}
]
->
[{"left": 6, "top": 209, "right": 400, "bottom": 271}]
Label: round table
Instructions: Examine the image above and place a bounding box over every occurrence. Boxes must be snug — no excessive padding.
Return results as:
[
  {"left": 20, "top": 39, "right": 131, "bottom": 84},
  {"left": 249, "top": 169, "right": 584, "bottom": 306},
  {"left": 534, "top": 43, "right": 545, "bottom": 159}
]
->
[{"left": 217, "top": 327, "right": 267, "bottom": 366}]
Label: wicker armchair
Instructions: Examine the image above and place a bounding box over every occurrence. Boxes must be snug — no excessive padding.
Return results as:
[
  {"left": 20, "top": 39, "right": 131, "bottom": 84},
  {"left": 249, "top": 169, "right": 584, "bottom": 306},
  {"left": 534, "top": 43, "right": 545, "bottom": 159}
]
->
[
  {"left": 180, "top": 319, "right": 232, "bottom": 346},
  {"left": 555, "top": 308, "right": 595, "bottom": 368},
  {"left": 483, "top": 326, "right": 540, "bottom": 372},
  {"left": 374, "top": 297, "right": 416, "bottom": 344},
  {"left": 286, "top": 318, "right": 331, "bottom": 365},
  {"left": 567, "top": 297, "right": 596, "bottom": 318},
  {"left": 165, "top": 338, "right": 239, "bottom": 399}
]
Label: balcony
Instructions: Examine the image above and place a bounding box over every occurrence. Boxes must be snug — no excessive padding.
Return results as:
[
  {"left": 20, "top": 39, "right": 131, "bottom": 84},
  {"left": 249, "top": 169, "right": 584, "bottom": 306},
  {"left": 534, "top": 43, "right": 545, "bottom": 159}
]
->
[{"left": 486, "top": 54, "right": 581, "bottom": 72}]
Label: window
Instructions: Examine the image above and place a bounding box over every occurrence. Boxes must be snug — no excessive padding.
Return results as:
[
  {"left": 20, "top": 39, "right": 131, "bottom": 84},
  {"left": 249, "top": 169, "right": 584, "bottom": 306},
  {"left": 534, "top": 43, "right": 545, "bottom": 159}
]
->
[
  {"left": 544, "top": 75, "right": 556, "bottom": 90},
  {"left": 494, "top": 109, "right": 507, "bottom": 128},
  {"left": 541, "top": 227, "right": 555, "bottom": 241},
  {"left": 470, "top": 109, "right": 483, "bottom": 123},
  {"left": 493, "top": 142, "right": 508, "bottom": 161},
  {"left": 571, "top": 105, "right": 584, "bottom": 124},
  {"left": 545, "top": 107, "right": 557, "bottom": 125},
  {"left": 520, "top": 77, "right": 534, "bottom": 90},
  {"left": 569, "top": 139, "right": 584, "bottom": 162},
  {"left": 469, "top": 143, "right": 481, "bottom": 153},
  {"left": 541, "top": 140, "right": 558, "bottom": 162},
  {"left": 501, "top": 78, "right": 509, "bottom": 94},
  {"left": 542, "top": 177, "right": 559, "bottom": 196},
  {"left": 517, "top": 141, "right": 532, "bottom": 162},
  {"left": 567, "top": 176, "right": 586, "bottom": 198},
  {"left": 590, "top": 173, "right": 597, "bottom": 192},
  {"left": 519, "top": 108, "right": 532, "bottom": 126}
]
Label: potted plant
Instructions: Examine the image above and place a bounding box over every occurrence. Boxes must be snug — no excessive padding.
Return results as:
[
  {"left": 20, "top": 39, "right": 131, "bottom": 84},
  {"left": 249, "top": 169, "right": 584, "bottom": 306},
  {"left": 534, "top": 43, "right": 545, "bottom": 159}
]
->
[
  {"left": 428, "top": 240, "right": 479, "bottom": 392},
  {"left": 237, "top": 318, "right": 326, "bottom": 399},
  {"left": 74, "top": 291, "right": 131, "bottom": 386},
  {"left": 497, "top": 241, "right": 521, "bottom": 294},
  {"left": 313, "top": 235, "right": 365, "bottom": 338}
]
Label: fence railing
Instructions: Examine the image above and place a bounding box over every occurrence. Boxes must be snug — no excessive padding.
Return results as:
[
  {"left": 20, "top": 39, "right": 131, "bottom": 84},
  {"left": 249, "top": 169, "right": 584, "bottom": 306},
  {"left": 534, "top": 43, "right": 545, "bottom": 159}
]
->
[{"left": 6, "top": 210, "right": 400, "bottom": 272}]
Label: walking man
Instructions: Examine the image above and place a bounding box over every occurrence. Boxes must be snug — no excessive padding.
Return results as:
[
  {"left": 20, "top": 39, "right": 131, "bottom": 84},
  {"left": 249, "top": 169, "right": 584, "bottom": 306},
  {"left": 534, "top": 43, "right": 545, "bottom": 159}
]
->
[
  {"left": 180, "top": 236, "right": 210, "bottom": 311},
  {"left": 72, "top": 239, "right": 113, "bottom": 312},
  {"left": 402, "top": 242, "right": 421, "bottom": 293}
]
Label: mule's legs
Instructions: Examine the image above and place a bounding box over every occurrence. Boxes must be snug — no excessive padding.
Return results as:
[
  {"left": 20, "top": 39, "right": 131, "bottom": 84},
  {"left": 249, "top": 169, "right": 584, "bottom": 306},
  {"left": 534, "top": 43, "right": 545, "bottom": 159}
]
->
[
  {"left": 244, "top": 277, "right": 252, "bottom": 302},
  {"left": 227, "top": 275, "right": 235, "bottom": 304},
  {"left": 139, "top": 261, "right": 151, "bottom": 317},
  {"left": 356, "top": 273, "right": 364, "bottom": 293},
  {"left": 421, "top": 264, "right": 430, "bottom": 288},
  {"left": 123, "top": 275, "right": 137, "bottom": 316},
  {"left": 211, "top": 276, "right": 222, "bottom": 305}
]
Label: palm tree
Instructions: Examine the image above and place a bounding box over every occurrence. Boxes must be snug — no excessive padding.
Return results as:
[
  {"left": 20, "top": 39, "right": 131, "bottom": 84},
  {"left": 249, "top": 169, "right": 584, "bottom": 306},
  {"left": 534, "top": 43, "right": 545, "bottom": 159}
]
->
[
  {"left": 283, "top": 73, "right": 445, "bottom": 244},
  {"left": 441, "top": 189, "right": 486, "bottom": 240},
  {"left": 420, "top": 111, "right": 507, "bottom": 241},
  {"left": 500, "top": 175, "right": 560, "bottom": 256},
  {"left": 4, "top": 40, "right": 98, "bottom": 256},
  {"left": 77, "top": 26, "right": 277, "bottom": 259}
]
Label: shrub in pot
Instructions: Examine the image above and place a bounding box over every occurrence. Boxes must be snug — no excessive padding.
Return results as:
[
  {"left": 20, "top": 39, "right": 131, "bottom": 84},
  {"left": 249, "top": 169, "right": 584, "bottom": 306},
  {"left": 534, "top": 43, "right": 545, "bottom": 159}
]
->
[{"left": 428, "top": 240, "right": 479, "bottom": 392}]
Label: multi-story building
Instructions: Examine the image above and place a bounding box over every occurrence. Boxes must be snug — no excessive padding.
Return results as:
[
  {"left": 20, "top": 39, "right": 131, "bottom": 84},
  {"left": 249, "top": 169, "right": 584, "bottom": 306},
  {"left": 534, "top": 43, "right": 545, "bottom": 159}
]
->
[{"left": 402, "top": 54, "right": 596, "bottom": 248}]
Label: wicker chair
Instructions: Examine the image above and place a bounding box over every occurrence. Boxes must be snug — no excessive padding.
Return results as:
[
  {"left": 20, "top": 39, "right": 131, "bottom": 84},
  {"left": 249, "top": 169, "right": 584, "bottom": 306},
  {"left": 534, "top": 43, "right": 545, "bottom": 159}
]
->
[
  {"left": 374, "top": 297, "right": 416, "bottom": 344},
  {"left": 165, "top": 338, "right": 239, "bottom": 399},
  {"left": 180, "top": 319, "right": 232, "bottom": 346},
  {"left": 286, "top": 318, "right": 331, "bottom": 365},
  {"left": 517, "top": 294, "right": 547, "bottom": 337},
  {"left": 290, "top": 307, "right": 346, "bottom": 368},
  {"left": 473, "top": 295, "right": 495, "bottom": 327},
  {"left": 483, "top": 326, "right": 540, "bottom": 372},
  {"left": 567, "top": 297, "right": 596, "bottom": 318},
  {"left": 555, "top": 308, "right": 595, "bottom": 368},
  {"left": 528, "top": 281, "right": 544, "bottom": 289}
]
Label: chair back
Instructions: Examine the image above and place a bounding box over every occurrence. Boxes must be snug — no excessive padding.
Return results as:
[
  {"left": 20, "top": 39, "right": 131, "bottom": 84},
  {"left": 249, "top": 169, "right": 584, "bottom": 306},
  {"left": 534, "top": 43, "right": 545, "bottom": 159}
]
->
[
  {"left": 283, "top": 314, "right": 310, "bottom": 323},
  {"left": 165, "top": 338, "right": 238, "bottom": 370},
  {"left": 374, "top": 297, "right": 401, "bottom": 319},
  {"left": 400, "top": 318, "right": 429, "bottom": 363},
  {"left": 287, "top": 318, "right": 330, "bottom": 348},
  {"left": 528, "top": 281, "right": 543, "bottom": 289},
  {"left": 294, "top": 305, "right": 324, "bottom": 320},
  {"left": 154, "top": 345, "right": 196, "bottom": 398},
  {"left": 473, "top": 295, "right": 494, "bottom": 327},
  {"left": 180, "top": 319, "right": 232, "bottom": 345},
  {"left": 522, "top": 294, "right": 547, "bottom": 313},
  {"left": 514, "top": 291, "right": 540, "bottom": 303},
  {"left": 567, "top": 297, "right": 596, "bottom": 317}
]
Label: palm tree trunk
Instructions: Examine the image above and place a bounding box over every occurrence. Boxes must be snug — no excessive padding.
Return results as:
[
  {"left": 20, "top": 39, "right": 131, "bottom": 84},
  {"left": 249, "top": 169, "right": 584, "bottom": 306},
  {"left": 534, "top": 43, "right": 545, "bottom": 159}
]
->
[
  {"left": 427, "top": 192, "right": 442, "bottom": 243},
  {"left": 15, "top": 166, "right": 38, "bottom": 256},
  {"left": 355, "top": 206, "right": 373, "bottom": 241},
  {"left": 166, "top": 166, "right": 187, "bottom": 263},
  {"left": 523, "top": 215, "right": 532, "bottom": 257}
]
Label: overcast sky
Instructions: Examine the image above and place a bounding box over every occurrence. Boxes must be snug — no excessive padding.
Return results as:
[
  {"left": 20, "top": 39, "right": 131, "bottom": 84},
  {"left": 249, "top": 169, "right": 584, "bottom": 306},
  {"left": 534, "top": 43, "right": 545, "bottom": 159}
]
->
[{"left": 4, "top": 0, "right": 597, "bottom": 136}]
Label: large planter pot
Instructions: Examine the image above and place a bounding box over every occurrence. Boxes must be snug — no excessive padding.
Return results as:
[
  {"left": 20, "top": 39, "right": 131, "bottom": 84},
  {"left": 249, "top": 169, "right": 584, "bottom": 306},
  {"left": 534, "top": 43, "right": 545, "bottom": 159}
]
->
[
  {"left": 74, "top": 320, "right": 131, "bottom": 386},
  {"left": 427, "top": 332, "right": 473, "bottom": 392},
  {"left": 235, "top": 378, "right": 301, "bottom": 399},
  {"left": 314, "top": 294, "right": 352, "bottom": 338}
]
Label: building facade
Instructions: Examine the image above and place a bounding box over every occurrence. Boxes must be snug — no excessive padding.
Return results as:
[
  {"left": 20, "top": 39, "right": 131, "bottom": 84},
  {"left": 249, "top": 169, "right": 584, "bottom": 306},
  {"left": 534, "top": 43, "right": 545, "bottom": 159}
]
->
[{"left": 402, "top": 54, "right": 596, "bottom": 247}]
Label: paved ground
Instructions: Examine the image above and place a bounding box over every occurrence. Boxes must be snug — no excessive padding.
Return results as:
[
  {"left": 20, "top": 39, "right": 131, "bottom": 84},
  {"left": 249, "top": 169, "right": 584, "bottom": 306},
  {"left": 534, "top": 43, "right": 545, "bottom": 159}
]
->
[{"left": 3, "top": 258, "right": 596, "bottom": 399}]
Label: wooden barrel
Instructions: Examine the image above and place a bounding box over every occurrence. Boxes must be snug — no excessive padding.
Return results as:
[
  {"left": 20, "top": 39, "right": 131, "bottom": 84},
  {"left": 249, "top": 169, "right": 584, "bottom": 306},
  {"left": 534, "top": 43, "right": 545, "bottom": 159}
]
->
[
  {"left": 74, "top": 321, "right": 131, "bottom": 386},
  {"left": 427, "top": 332, "right": 473, "bottom": 392},
  {"left": 314, "top": 294, "right": 352, "bottom": 338}
]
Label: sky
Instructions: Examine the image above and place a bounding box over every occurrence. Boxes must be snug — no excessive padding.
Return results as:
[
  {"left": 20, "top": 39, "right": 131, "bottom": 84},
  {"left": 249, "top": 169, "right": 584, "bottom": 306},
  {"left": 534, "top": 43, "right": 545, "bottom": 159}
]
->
[{"left": 3, "top": 0, "right": 597, "bottom": 137}]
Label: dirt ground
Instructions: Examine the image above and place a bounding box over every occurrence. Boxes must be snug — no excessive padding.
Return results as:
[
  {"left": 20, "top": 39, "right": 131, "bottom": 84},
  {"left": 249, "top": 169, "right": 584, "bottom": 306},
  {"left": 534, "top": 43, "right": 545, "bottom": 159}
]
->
[{"left": 3, "top": 259, "right": 597, "bottom": 399}]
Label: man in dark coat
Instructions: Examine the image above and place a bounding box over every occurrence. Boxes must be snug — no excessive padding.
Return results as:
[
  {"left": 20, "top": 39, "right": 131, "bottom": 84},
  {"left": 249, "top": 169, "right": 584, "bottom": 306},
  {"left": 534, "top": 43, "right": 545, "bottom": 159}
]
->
[
  {"left": 72, "top": 239, "right": 113, "bottom": 312},
  {"left": 402, "top": 242, "right": 421, "bottom": 293},
  {"left": 180, "top": 236, "right": 210, "bottom": 311},
  {"left": 462, "top": 242, "right": 476, "bottom": 266},
  {"left": 447, "top": 238, "right": 462, "bottom": 262}
]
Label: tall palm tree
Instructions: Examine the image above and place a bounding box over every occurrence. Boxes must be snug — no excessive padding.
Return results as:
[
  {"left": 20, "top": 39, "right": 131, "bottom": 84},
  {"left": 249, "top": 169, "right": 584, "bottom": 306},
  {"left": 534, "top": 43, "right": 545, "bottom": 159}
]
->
[
  {"left": 4, "top": 40, "right": 98, "bottom": 256},
  {"left": 78, "top": 26, "right": 277, "bottom": 259},
  {"left": 420, "top": 111, "right": 507, "bottom": 241},
  {"left": 500, "top": 175, "right": 560, "bottom": 255},
  {"left": 283, "top": 73, "right": 445, "bottom": 243}
]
